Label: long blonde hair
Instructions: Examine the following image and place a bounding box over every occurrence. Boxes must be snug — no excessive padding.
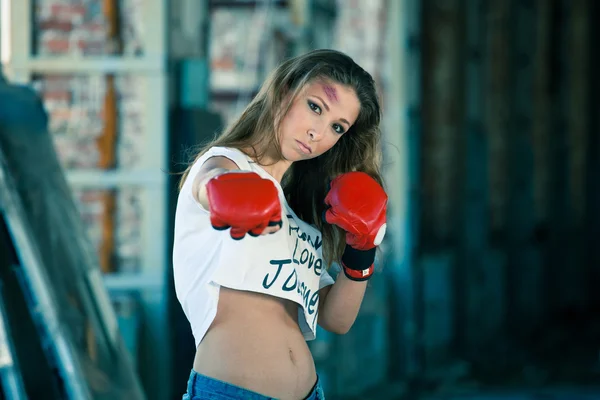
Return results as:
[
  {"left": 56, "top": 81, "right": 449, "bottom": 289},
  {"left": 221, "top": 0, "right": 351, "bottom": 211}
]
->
[{"left": 179, "top": 49, "right": 383, "bottom": 267}]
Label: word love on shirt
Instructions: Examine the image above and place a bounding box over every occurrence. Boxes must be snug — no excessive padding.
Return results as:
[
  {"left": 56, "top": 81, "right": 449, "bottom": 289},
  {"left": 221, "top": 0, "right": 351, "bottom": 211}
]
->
[{"left": 262, "top": 215, "right": 324, "bottom": 318}]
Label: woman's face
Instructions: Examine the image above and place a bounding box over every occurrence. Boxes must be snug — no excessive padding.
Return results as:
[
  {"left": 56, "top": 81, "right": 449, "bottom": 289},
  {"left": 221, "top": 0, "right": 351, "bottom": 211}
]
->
[{"left": 277, "top": 80, "right": 360, "bottom": 162}]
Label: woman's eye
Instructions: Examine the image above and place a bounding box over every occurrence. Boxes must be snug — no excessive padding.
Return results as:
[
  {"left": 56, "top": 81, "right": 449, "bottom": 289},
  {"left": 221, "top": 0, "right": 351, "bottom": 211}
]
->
[
  {"left": 333, "top": 124, "right": 345, "bottom": 134},
  {"left": 308, "top": 101, "right": 322, "bottom": 114}
]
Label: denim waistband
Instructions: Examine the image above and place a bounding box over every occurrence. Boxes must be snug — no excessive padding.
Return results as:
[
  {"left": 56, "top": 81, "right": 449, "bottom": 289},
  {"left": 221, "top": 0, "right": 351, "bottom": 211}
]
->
[{"left": 183, "top": 369, "right": 324, "bottom": 400}]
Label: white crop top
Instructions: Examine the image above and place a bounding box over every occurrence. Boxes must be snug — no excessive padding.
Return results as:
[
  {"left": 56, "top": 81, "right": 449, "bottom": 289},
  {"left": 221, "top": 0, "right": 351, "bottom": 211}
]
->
[{"left": 172, "top": 146, "right": 335, "bottom": 347}]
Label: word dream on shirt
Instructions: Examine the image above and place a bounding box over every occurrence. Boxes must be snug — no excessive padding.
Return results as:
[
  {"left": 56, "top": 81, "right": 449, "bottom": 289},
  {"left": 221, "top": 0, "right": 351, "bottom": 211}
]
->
[{"left": 262, "top": 215, "right": 323, "bottom": 330}]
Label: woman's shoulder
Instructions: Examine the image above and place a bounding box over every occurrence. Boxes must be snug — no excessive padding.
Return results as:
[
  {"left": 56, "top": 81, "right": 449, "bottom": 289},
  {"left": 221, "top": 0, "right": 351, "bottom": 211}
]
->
[{"left": 195, "top": 146, "right": 252, "bottom": 170}]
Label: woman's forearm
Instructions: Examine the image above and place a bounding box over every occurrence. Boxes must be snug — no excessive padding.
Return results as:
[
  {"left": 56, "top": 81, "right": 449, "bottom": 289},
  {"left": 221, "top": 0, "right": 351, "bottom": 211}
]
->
[
  {"left": 318, "top": 272, "right": 367, "bottom": 334},
  {"left": 190, "top": 156, "right": 241, "bottom": 209},
  {"left": 192, "top": 167, "right": 231, "bottom": 209}
]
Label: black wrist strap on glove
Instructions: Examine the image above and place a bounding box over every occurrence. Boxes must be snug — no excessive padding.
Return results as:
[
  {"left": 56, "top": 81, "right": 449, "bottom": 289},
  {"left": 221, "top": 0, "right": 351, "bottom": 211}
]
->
[{"left": 341, "top": 245, "right": 376, "bottom": 281}]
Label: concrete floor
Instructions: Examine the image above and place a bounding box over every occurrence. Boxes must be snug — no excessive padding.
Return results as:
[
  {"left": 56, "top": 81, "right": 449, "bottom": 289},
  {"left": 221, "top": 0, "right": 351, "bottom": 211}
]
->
[
  {"left": 336, "top": 384, "right": 600, "bottom": 400},
  {"left": 421, "top": 388, "right": 600, "bottom": 400}
]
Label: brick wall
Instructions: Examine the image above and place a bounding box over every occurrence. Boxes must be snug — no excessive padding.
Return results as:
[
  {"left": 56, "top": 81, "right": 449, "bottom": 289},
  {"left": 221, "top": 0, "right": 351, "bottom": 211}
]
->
[
  {"left": 32, "top": 74, "right": 146, "bottom": 169},
  {"left": 31, "top": 73, "right": 146, "bottom": 272},
  {"left": 34, "top": 0, "right": 144, "bottom": 56},
  {"left": 72, "top": 188, "right": 142, "bottom": 273},
  {"left": 207, "top": 1, "right": 388, "bottom": 128},
  {"left": 209, "top": 5, "right": 289, "bottom": 126},
  {"left": 33, "top": 0, "right": 147, "bottom": 272},
  {"left": 333, "top": 0, "right": 387, "bottom": 83}
]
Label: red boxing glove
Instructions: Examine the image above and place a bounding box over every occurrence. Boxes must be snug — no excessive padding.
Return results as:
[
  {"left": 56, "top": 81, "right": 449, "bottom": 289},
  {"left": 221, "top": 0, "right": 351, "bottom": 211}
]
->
[
  {"left": 324, "top": 172, "right": 388, "bottom": 281},
  {"left": 206, "top": 172, "right": 282, "bottom": 240},
  {"left": 325, "top": 172, "right": 387, "bottom": 250}
]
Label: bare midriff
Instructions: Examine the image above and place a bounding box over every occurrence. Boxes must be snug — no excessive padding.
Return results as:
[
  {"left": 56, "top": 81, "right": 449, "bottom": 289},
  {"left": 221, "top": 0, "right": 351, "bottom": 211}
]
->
[{"left": 193, "top": 287, "right": 317, "bottom": 400}]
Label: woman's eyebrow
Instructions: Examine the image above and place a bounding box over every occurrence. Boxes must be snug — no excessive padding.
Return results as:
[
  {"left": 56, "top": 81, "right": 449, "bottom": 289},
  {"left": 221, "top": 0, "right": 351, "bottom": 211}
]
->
[
  {"left": 313, "top": 95, "right": 330, "bottom": 111},
  {"left": 313, "top": 95, "right": 350, "bottom": 126}
]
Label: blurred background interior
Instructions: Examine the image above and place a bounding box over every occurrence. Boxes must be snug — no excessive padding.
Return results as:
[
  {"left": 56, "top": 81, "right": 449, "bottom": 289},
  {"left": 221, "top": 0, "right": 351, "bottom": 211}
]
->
[{"left": 0, "top": 0, "right": 599, "bottom": 399}]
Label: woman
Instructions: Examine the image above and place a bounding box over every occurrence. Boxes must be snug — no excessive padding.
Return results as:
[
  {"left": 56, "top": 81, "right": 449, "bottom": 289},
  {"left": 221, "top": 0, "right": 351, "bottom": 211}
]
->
[{"left": 173, "top": 49, "right": 388, "bottom": 400}]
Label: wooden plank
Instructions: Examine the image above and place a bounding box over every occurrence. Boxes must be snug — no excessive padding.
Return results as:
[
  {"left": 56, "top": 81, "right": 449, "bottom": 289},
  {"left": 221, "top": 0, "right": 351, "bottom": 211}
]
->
[
  {"left": 420, "top": 0, "right": 463, "bottom": 249},
  {"left": 531, "top": 0, "right": 552, "bottom": 231},
  {"left": 568, "top": 0, "right": 589, "bottom": 230},
  {"left": 96, "top": 92, "right": 118, "bottom": 276},
  {"left": 480, "top": 249, "right": 508, "bottom": 349},
  {"left": 544, "top": 0, "right": 571, "bottom": 314},
  {"left": 561, "top": 0, "right": 590, "bottom": 309},
  {"left": 103, "top": 0, "right": 123, "bottom": 54},
  {"left": 383, "top": 0, "right": 422, "bottom": 380},
  {"left": 584, "top": 0, "right": 600, "bottom": 302},
  {"left": 486, "top": 0, "right": 511, "bottom": 238},
  {"left": 96, "top": 0, "right": 120, "bottom": 276},
  {"left": 461, "top": 0, "right": 503, "bottom": 354},
  {"left": 85, "top": 0, "right": 122, "bottom": 365},
  {"left": 506, "top": 0, "right": 540, "bottom": 335},
  {"left": 97, "top": 74, "right": 118, "bottom": 273},
  {"left": 421, "top": 253, "right": 454, "bottom": 369},
  {"left": 477, "top": 0, "right": 512, "bottom": 360}
]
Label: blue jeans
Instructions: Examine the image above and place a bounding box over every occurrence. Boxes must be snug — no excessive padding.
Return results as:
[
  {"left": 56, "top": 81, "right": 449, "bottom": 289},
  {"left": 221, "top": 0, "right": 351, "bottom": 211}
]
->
[{"left": 182, "top": 369, "right": 325, "bottom": 400}]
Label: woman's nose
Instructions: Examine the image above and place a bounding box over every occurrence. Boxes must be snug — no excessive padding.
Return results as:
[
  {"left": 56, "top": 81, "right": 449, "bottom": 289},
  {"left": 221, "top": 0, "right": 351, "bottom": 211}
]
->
[{"left": 308, "top": 125, "right": 324, "bottom": 141}]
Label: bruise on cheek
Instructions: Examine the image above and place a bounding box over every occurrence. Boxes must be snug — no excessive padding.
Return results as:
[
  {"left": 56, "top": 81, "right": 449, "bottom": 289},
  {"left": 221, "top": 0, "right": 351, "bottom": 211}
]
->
[{"left": 322, "top": 84, "right": 338, "bottom": 103}]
